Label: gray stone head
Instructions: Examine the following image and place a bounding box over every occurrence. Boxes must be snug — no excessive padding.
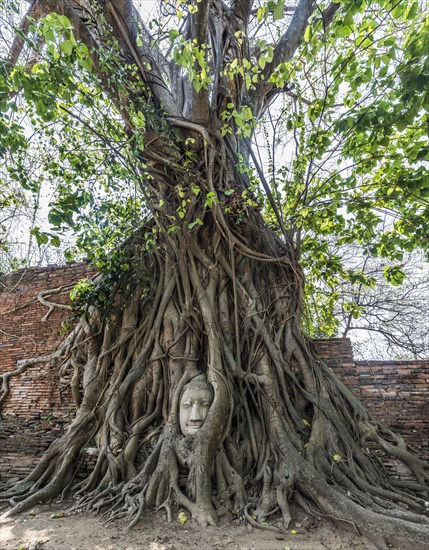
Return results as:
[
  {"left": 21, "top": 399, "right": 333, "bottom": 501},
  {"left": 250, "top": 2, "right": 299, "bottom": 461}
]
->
[{"left": 179, "top": 374, "right": 214, "bottom": 436}]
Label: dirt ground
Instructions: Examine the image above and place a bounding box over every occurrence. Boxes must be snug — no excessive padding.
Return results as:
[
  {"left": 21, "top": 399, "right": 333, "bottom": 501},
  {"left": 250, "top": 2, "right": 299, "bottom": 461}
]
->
[{"left": 0, "top": 498, "right": 384, "bottom": 550}]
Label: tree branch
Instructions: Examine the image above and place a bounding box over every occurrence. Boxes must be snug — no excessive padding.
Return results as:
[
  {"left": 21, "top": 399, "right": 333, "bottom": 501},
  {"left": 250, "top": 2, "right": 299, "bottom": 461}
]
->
[
  {"left": 105, "top": 0, "right": 181, "bottom": 117},
  {"left": 13, "top": 1, "right": 180, "bottom": 118},
  {"left": 321, "top": 2, "right": 341, "bottom": 29},
  {"left": 231, "top": 0, "right": 254, "bottom": 24},
  {"left": 9, "top": 0, "right": 45, "bottom": 65},
  {"left": 181, "top": 0, "right": 212, "bottom": 121},
  {"left": 269, "top": 2, "right": 340, "bottom": 69},
  {"left": 247, "top": 0, "right": 313, "bottom": 117},
  {"left": 268, "top": 0, "right": 313, "bottom": 73},
  {"left": 53, "top": 1, "right": 102, "bottom": 70},
  {"left": 251, "top": 1, "right": 340, "bottom": 117},
  {"left": 37, "top": 286, "right": 72, "bottom": 321}
]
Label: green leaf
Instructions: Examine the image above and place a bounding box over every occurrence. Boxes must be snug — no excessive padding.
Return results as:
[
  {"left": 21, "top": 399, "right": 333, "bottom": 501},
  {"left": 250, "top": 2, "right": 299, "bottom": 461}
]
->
[
  {"left": 273, "top": 1, "right": 284, "bottom": 21},
  {"left": 383, "top": 266, "right": 406, "bottom": 286},
  {"left": 188, "top": 218, "right": 204, "bottom": 229},
  {"left": 178, "top": 511, "right": 188, "bottom": 524},
  {"left": 79, "top": 55, "right": 93, "bottom": 72},
  {"left": 304, "top": 25, "right": 311, "bottom": 42},
  {"left": 334, "top": 24, "right": 352, "bottom": 38},
  {"left": 344, "top": 12, "right": 354, "bottom": 26},
  {"left": 58, "top": 15, "right": 72, "bottom": 28},
  {"left": 169, "top": 29, "right": 180, "bottom": 42},
  {"left": 391, "top": 4, "right": 405, "bottom": 19},
  {"left": 59, "top": 40, "right": 73, "bottom": 56},
  {"left": 50, "top": 235, "right": 61, "bottom": 247},
  {"left": 31, "top": 227, "right": 49, "bottom": 245},
  {"left": 395, "top": 117, "right": 408, "bottom": 132}
]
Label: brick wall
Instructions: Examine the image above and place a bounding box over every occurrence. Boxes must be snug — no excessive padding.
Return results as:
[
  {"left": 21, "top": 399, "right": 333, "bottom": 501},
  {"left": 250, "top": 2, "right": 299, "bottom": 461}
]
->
[
  {"left": 314, "top": 340, "right": 428, "bottom": 460},
  {"left": 0, "top": 263, "right": 96, "bottom": 484},
  {"left": 356, "top": 360, "right": 429, "bottom": 455},
  {"left": 0, "top": 265, "right": 428, "bottom": 483},
  {"left": 313, "top": 338, "right": 361, "bottom": 395},
  {"left": 0, "top": 262, "right": 94, "bottom": 420}
]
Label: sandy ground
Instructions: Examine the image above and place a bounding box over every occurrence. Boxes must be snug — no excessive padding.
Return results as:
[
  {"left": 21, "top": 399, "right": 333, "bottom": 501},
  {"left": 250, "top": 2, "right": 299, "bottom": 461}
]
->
[{"left": 0, "top": 498, "right": 383, "bottom": 550}]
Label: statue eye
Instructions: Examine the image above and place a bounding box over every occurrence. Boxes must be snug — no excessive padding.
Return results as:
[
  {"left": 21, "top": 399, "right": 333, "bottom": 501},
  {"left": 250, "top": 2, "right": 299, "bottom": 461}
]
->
[{"left": 182, "top": 402, "right": 191, "bottom": 407}]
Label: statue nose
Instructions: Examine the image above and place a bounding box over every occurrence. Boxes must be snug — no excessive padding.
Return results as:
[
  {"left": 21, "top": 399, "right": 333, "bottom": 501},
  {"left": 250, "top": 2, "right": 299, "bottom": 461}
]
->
[{"left": 189, "top": 403, "right": 203, "bottom": 421}]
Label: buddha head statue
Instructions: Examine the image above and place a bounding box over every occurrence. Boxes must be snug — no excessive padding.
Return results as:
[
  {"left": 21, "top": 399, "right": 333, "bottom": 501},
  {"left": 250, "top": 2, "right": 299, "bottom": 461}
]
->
[{"left": 179, "top": 374, "right": 214, "bottom": 436}]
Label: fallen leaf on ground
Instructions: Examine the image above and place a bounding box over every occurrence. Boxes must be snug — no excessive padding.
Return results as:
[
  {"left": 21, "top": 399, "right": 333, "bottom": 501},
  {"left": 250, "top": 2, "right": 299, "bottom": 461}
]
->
[{"left": 177, "top": 511, "right": 188, "bottom": 524}]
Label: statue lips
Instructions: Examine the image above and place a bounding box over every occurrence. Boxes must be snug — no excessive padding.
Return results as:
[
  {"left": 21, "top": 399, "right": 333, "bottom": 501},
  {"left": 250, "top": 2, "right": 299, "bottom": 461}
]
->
[{"left": 186, "top": 420, "right": 204, "bottom": 434}]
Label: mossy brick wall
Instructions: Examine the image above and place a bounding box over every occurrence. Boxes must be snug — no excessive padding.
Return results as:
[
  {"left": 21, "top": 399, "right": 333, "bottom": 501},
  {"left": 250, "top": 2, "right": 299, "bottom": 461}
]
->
[{"left": 0, "top": 262, "right": 94, "bottom": 419}]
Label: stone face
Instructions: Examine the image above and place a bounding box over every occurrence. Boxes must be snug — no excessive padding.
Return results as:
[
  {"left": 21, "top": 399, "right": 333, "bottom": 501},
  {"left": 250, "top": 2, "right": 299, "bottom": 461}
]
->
[
  {"left": 0, "top": 266, "right": 428, "bottom": 482},
  {"left": 179, "top": 377, "right": 214, "bottom": 436}
]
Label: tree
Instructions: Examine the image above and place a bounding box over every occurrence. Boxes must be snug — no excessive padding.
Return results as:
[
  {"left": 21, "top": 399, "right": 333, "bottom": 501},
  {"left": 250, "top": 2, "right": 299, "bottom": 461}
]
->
[
  {"left": 0, "top": 8, "right": 71, "bottom": 271},
  {"left": 0, "top": 175, "right": 71, "bottom": 272},
  {"left": 1, "top": 1, "right": 429, "bottom": 547},
  {"left": 337, "top": 252, "right": 429, "bottom": 360},
  {"left": 302, "top": 243, "right": 429, "bottom": 359},
  {"left": 0, "top": 179, "right": 28, "bottom": 271}
]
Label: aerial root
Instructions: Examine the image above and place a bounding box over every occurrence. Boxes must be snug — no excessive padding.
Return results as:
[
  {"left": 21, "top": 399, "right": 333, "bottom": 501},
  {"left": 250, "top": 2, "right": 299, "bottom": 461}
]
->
[
  {"left": 276, "top": 484, "right": 292, "bottom": 529},
  {"left": 258, "top": 505, "right": 280, "bottom": 521},
  {"left": 293, "top": 492, "right": 320, "bottom": 520},
  {"left": 126, "top": 491, "right": 147, "bottom": 531},
  {"left": 214, "top": 450, "right": 246, "bottom": 511},
  {"left": 93, "top": 486, "right": 121, "bottom": 510},
  {"left": 157, "top": 500, "right": 173, "bottom": 523}
]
